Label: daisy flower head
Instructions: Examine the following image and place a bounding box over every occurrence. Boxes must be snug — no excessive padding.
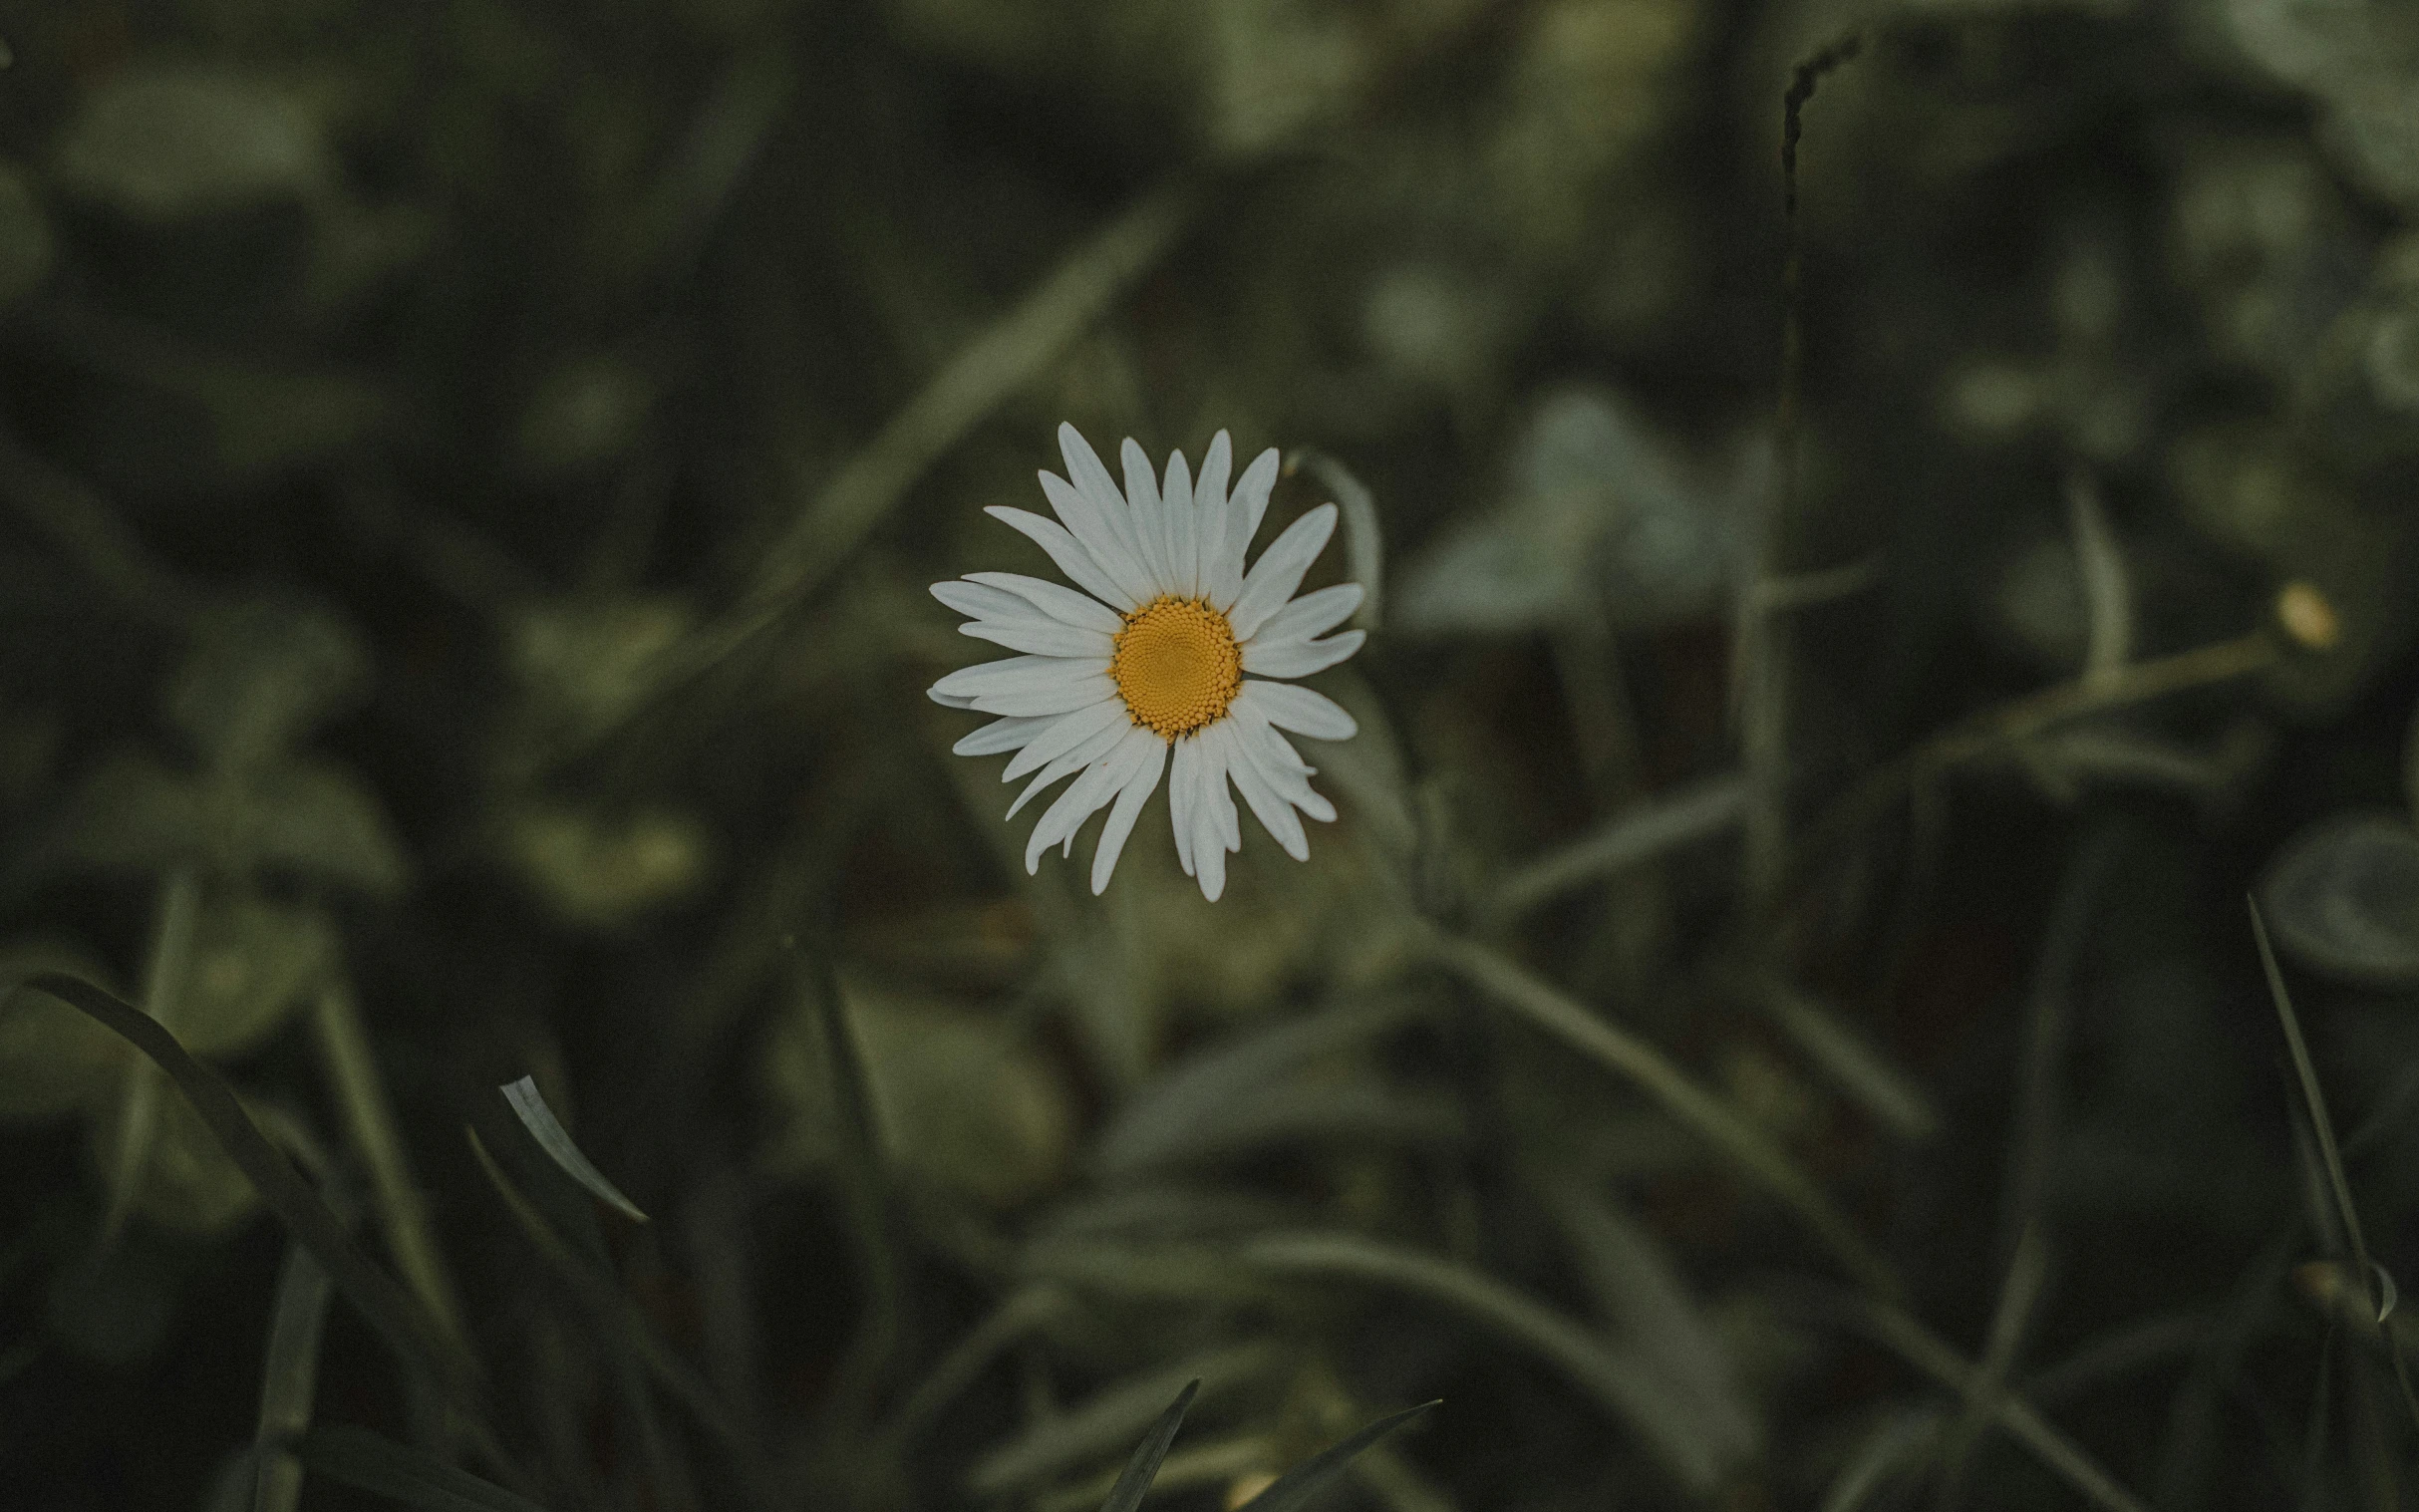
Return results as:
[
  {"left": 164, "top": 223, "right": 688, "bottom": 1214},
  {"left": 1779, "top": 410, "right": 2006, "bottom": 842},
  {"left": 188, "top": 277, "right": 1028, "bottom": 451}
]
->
[{"left": 929, "top": 424, "right": 1366, "bottom": 901}]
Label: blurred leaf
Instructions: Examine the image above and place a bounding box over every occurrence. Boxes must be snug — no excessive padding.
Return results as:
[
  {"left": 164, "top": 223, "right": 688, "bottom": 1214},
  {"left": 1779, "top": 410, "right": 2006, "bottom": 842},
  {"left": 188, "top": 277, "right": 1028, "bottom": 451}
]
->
[
  {"left": 2259, "top": 811, "right": 2419, "bottom": 986},
  {"left": 498, "top": 801, "right": 712, "bottom": 930},
  {"left": 504, "top": 595, "right": 694, "bottom": 741},
  {"left": 1099, "top": 1380, "right": 1198, "bottom": 1512},
  {"left": 499, "top": 1075, "right": 648, "bottom": 1223},
  {"left": 0, "top": 939, "right": 126, "bottom": 1122},
  {"left": 762, "top": 976, "right": 1072, "bottom": 1207},
  {"left": 294, "top": 1425, "right": 546, "bottom": 1512},
  {"left": 164, "top": 600, "right": 368, "bottom": 773},
  {"left": 56, "top": 753, "right": 409, "bottom": 896},
  {"left": 0, "top": 161, "right": 55, "bottom": 308},
  {"left": 87, "top": 1067, "right": 261, "bottom": 1236},
  {"left": 52, "top": 65, "right": 331, "bottom": 219},
  {"left": 1233, "top": 1399, "right": 1438, "bottom": 1512},
  {"left": 513, "top": 355, "right": 657, "bottom": 476},
  {"left": 1394, "top": 388, "right": 1740, "bottom": 635},
  {"left": 179, "top": 893, "right": 334, "bottom": 1058}
]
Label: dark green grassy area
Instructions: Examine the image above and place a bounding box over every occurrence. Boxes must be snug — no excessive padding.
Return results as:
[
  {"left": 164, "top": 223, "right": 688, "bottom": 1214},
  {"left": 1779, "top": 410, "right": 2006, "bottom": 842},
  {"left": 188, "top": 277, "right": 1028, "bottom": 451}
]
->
[{"left": 3, "top": 0, "right": 2419, "bottom": 1508}]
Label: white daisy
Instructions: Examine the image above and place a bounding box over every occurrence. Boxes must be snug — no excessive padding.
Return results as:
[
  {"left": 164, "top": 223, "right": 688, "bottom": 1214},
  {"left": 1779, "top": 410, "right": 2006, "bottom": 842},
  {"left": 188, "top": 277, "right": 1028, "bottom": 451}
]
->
[{"left": 929, "top": 423, "right": 1366, "bottom": 901}]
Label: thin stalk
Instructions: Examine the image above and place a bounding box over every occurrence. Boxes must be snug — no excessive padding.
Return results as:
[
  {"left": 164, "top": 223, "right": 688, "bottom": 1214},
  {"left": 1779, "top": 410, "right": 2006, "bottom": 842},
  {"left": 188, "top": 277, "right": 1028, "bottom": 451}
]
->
[
  {"left": 311, "top": 976, "right": 466, "bottom": 1351},
  {"left": 100, "top": 866, "right": 202, "bottom": 1250}
]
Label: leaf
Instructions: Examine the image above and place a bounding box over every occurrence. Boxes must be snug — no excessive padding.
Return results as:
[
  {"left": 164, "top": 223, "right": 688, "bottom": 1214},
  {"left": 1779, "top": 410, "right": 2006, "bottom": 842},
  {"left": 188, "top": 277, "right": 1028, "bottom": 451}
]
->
[
  {"left": 498, "top": 801, "right": 712, "bottom": 930},
  {"left": 180, "top": 893, "right": 335, "bottom": 1058},
  {"left": 242, "top": 759, "right": 412, "bottom": 898},
  {"left": 53, "top": 65, "right": 330, "bottom": 219},
  {"left": 1099, "top": 1381, "right": 1198, "bottom": 1512},
  {"left": 294, "top": 1426, "right": 546, "bottom": 1512},
  {"left": 165, "top": 599, "right": 369, "bottom": 774},
  {"left": 498, "top": 1076, "right": 648, "bottom": 1223},
  {"left": 1393, "top": 388, "right": 1740, "bottom": 636},
  {"left": 53, "top": 753, "right": 410, "bottom": 897},
  {"left": 761, "top": 975, "right": 1072, "bottom": 1208},
  {"left": 1232, "top": 1400, "right": 1440, "bottom": 1512},
  {"left": 88, "top": 1071, "right": 261, "bottom": 1235},
  {"left": 2259, "top": 811, "right": 2419, "bottom": 986}
]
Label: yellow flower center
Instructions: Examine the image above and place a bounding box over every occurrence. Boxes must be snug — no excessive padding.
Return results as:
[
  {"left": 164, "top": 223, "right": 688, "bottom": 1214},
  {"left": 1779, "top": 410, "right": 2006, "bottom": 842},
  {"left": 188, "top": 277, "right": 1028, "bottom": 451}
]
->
[{"left": 1111, "top": 596, "right": 1241, "bottom": 739}]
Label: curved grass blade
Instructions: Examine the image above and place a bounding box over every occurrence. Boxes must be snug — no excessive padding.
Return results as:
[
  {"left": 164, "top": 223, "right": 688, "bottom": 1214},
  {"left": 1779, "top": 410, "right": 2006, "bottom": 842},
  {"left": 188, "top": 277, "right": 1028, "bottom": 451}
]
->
[
  {"left": 1241, "top": 1230, "right": 1739, "bottom": 1492},
  {"left": 1099, "top": 1380, "right": 1198, "bottom": 1512},
  {"left": 1426, "top": 933, "right": 1896, "bottom": 1297},
  {"left": 1233, "top": 1400, "right": 1439, "bottom": 1512},
  {"left": 295, "top": 1425, "right": 546, "bottom": 1512},
  {"left": 499, "top": 1075, "right": 648, "bottom": 1223},
  {"left": 10, "top": 973, "right": 485, "bottom": 1413}
]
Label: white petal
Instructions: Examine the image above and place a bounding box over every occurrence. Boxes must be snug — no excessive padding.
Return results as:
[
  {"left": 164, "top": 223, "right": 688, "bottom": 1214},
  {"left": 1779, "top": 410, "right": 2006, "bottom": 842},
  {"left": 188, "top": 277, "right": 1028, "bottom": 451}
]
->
[
  {"left": 954, "top": 714, "right": 1058, "bottom": 756},
  {"left": 1228, "top": 503, "right": 1339, "bottom": 639},
  {"left": 1246, "top": 582, "right": 1361, "bottom": 648},
  {"left": 1196, "top": 432, "right": 1232, "bottom": 517},
  {"left": 961, "top": 619, "right": 1114, "bottom": 658},
  {"left": 1241, "top": 629, "right": 1365, "bottom": 679},
  {"left": 1058, "top": 424, "right": 1157, "bottom": 595},
  {"left": 928, "top": 687, "right": 977, "bottom": 709},
  {"left": 1190, "top": 741, "right": 1229, "bottom": 902},
  {"left": 1234, "top": 680, "right": 1358, "bottom": 741},
  {"left": 1090, "top": 734, "right": 1168, "bottom": 893},
  {"left": 1026, "top": 727, "right": 1150, "bottom": 873},
  {"left": 932, "top": 579, "right": 1030, "bottom": 621},
  {"left": 1219, "top": 721, "right": 1308, "bottom": 861},
  {"left": 1234, "top": 712, "right": 1336, "bottom": 823},
  {"left": 1232, "top": 447, "right": 1281, "bottom": 542},
  {"left": 967, "top": 571, "right": 1124, "bottom": 634},
  {"left": 1121, "top": 439, "right": 1171, "bottom": 591},
  {"left": 974, "top": 674, "right": 1119, "bottom": 718},
  {"left": 1006, "top": 716, "right": 1129, "bottom": 817},
  {"left": 1042, "top": 471, "right": 1155, "bottom": 606},
  {"left": 986, "top": 506, "right": 1136, "bottom": 611},
  {"left": 1168, "top": 731, "right": 1199, "bottom": 877},
  {"left": 931, "top": 654, "right": 1099, "bottom": 699},
  {"left": 1003, "top": 698, "right": 1128, "bottom": 781},
  {"left": 1213, "top": 448, "right": 1278, "bottom": 608}
]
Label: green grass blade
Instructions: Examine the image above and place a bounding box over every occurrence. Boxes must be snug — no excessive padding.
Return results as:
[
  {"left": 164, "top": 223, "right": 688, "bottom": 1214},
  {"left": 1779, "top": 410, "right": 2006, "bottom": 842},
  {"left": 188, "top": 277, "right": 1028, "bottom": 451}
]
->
[
  {"left": 1098, "top": 1380, "right": 1198, "bottom": 1512},
  {"left": 252, "top": 1238, "right": 337, "bottom": 1512},
  {"left": 1242, "top": 1230, "right": 1744, "bottom": 1492},
  {"left": 498, "top": 1074, "right": 648, "bottom": 1222},
  {"left": 2249, "top": 897, "right": 2419, "bottom": 1429},
  {"left": 1233, "top": 1401, "right": 1439, "bottom": 1512},
  {"left": 99, "top": 867, "right": 200, "bottom": 1248},
  {"left": 295, "top": 1425, "right": 547, "bottom": 1512}
]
